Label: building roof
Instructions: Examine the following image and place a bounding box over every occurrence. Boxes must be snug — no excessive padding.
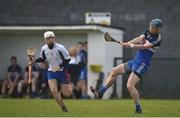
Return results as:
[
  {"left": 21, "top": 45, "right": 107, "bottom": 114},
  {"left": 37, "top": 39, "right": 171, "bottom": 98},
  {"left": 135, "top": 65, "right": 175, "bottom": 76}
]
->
[{"left": 0, "top": 24, "right": 124, "bottom": 33}]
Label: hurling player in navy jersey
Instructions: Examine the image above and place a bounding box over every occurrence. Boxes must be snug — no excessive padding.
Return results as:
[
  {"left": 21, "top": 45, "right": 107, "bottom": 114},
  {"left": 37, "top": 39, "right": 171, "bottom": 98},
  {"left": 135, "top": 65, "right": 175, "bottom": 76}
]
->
[{"left": 90, "top": 19, "right": 163, "bottom": 113}]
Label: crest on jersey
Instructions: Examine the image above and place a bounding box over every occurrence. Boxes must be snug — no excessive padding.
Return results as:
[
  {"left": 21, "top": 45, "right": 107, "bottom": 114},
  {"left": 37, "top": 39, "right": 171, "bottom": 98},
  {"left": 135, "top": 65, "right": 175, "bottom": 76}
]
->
[{"left": 50, "top": 52, "right": 55, "bottom": 57}]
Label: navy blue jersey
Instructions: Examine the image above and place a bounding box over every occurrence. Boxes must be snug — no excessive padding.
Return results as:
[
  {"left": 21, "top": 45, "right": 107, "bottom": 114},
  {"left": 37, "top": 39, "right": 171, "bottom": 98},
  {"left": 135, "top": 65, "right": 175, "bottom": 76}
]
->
[
  {"left": 7, "top": 64, "right": 21, "bottom": 73},
  {"left": 134, "top": 30, "right": 162, "bottom": 65},
  {"left": 78, "top": 50, "right": 87, "bottom": 69}
]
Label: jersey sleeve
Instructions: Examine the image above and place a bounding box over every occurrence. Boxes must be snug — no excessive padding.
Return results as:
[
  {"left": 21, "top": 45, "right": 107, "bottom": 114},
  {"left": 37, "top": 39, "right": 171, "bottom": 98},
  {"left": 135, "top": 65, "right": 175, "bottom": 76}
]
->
[
  {"left": 58, "top": 45, "right": 71, "bottom": 68},
  {"left": 59, "top": 45, "right": 70, "bottom": 60},
  {"left": 35, "top": 46, "right": 46, "bottom": 63},
  {"left": 39, "top": 47, "right": 45, "bottom": 59}
]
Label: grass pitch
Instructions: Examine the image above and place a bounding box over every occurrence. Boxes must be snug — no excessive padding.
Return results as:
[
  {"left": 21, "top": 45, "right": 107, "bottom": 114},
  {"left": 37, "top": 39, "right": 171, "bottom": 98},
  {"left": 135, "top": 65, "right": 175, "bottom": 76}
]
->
[{"left": 0, "top": 99, "right": 180, "bottom": 117}]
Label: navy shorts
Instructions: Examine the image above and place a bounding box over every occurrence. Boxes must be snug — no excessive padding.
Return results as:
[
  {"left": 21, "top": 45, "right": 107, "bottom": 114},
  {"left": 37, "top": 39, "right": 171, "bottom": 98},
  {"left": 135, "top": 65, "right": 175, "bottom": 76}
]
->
[
  {"left": 125, "top": 60, "right": 148, "bottom": 78},
  {"left": 47, "top": 69, "right": 70, "bottom": 84}
]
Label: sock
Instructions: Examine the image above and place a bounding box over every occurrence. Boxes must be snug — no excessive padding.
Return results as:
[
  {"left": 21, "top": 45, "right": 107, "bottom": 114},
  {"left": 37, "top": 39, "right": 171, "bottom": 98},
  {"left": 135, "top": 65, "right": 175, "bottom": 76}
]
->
[
  {"left": 17, "top": 92, "right": 21, "bottom": 98},
  {"left": 135, "top": 104, "right": 141, "bottom": 111},
  {"left": 99, "top": 86, "right": 108, "bottom": 95},
  {"left": 32, "top": 92, "right": 36, "bottom": 98},
  {"left": 81, "top": 95, "right": 87, "bottom": 99}
]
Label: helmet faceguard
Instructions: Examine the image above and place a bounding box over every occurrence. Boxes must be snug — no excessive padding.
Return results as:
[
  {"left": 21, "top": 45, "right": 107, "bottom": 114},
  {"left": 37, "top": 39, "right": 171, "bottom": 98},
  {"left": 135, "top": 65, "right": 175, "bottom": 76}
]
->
[
  {"left": 150, "top": 19, "right": 163, "bottom": 28},
  {"left": 44, "top": 31, "right": 55, "bottom": 49}
]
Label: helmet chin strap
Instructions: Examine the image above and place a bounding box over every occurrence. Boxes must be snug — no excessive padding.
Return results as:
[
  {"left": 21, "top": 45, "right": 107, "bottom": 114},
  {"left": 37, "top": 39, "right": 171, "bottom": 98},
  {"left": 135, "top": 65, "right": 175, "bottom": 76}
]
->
[{"left": 48, "top": 43, "right": 54, "bottom": 49}]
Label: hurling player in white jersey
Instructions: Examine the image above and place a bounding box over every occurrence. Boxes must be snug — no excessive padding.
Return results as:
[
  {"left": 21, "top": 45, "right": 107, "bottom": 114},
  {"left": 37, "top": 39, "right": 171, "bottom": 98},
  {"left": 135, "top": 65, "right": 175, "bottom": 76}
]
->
[{"left": 33, "top": 31, "right": 75, "bottom": 112}]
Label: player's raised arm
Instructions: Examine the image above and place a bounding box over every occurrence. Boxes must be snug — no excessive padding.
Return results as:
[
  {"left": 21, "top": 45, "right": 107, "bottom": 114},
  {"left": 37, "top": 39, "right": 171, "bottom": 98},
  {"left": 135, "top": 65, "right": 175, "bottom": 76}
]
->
[
  {"left": 122, "top": 18, "right": 162, "bottom": 50},
  {"left": 128, "top": 34, "right": 145, "bottom": 44},
  {"left": 128, "top": 40, "right": 154, "bottom": 49},
  {"left": 120, "top": 35, "right": 145, "bottom": 48}
]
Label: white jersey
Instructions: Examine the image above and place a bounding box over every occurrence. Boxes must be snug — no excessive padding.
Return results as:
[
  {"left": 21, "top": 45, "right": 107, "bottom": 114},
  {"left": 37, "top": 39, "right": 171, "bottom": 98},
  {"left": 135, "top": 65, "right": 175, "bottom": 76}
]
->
[{"left": 40, "top": 43, "right": 70, "bottom": 71}]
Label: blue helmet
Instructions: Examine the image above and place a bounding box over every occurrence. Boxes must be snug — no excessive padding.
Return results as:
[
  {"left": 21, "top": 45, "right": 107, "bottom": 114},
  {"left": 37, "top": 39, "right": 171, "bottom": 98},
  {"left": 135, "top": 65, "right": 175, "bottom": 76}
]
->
[{"left": 150, "top": 18, "right": 163, "bottom": 28}]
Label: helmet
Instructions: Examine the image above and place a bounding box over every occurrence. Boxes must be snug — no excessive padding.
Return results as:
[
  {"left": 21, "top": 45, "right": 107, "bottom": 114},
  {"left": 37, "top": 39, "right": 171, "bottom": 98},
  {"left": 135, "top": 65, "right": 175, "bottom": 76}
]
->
[
  {"left": 44, "top": 31, "right": 55, "bottom": 39},
  {"left": 150, "top": 19, "right": 163, "bottom": 28}
]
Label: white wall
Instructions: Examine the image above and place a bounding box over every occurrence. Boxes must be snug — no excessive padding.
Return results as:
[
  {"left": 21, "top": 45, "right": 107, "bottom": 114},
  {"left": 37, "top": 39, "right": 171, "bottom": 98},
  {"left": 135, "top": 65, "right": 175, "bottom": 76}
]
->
[
  {"left": 87, "top": 31, "right": 124, "bottom": 99},
  {"left": 0, "top": 31, "right": 86, "bottom": 79},
  {"left": 103, "top": 33, "right": 123, "bottom": 98},
  {"left": 87, "top": 31, "right": 105, "bottom": 97}
]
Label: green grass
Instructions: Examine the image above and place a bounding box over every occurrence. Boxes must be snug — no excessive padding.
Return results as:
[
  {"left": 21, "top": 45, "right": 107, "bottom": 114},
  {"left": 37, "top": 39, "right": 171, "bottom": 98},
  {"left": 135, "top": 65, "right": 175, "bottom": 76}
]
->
[{"left": 0, "top": 99, "right": 180, "bottom": 117}]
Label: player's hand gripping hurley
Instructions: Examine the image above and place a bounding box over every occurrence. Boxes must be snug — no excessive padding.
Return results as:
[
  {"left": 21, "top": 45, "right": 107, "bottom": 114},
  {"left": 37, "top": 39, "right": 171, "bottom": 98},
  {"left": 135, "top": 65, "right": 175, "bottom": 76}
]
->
[
  {"left": 104, "top": 32, "right": 122, "bottom": 44},
  {"left": 27, "top": 48, "right": 36, "bottom": 84}
]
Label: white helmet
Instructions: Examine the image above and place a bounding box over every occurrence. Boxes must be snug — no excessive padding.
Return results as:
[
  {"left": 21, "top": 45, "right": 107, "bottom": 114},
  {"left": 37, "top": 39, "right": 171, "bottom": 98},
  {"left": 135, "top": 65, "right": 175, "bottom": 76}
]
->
[{"left": 44, "top": 31, "right": 55, "bottom": 39}]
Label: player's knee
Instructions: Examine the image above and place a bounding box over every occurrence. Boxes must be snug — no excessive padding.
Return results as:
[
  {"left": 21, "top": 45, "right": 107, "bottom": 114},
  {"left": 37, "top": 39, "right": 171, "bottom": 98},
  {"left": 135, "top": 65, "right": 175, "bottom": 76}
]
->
[
  {"left": 62, "top": 89, "right": 72, "bottom": 97},
  {"left": 110, "top": 68, "right": 118, "bottom": 77},
  {"left": 127, "top": 84, "right": 134, "bottom": 91},
  {"left": 62, "top": 86, "right": 73, "bottom": 97},
  {"left": 111, "top": 67, "right": 116, "bottom": 74},
  {"left": 51, "top": 89, "right": 58, "bottom": 96}
]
